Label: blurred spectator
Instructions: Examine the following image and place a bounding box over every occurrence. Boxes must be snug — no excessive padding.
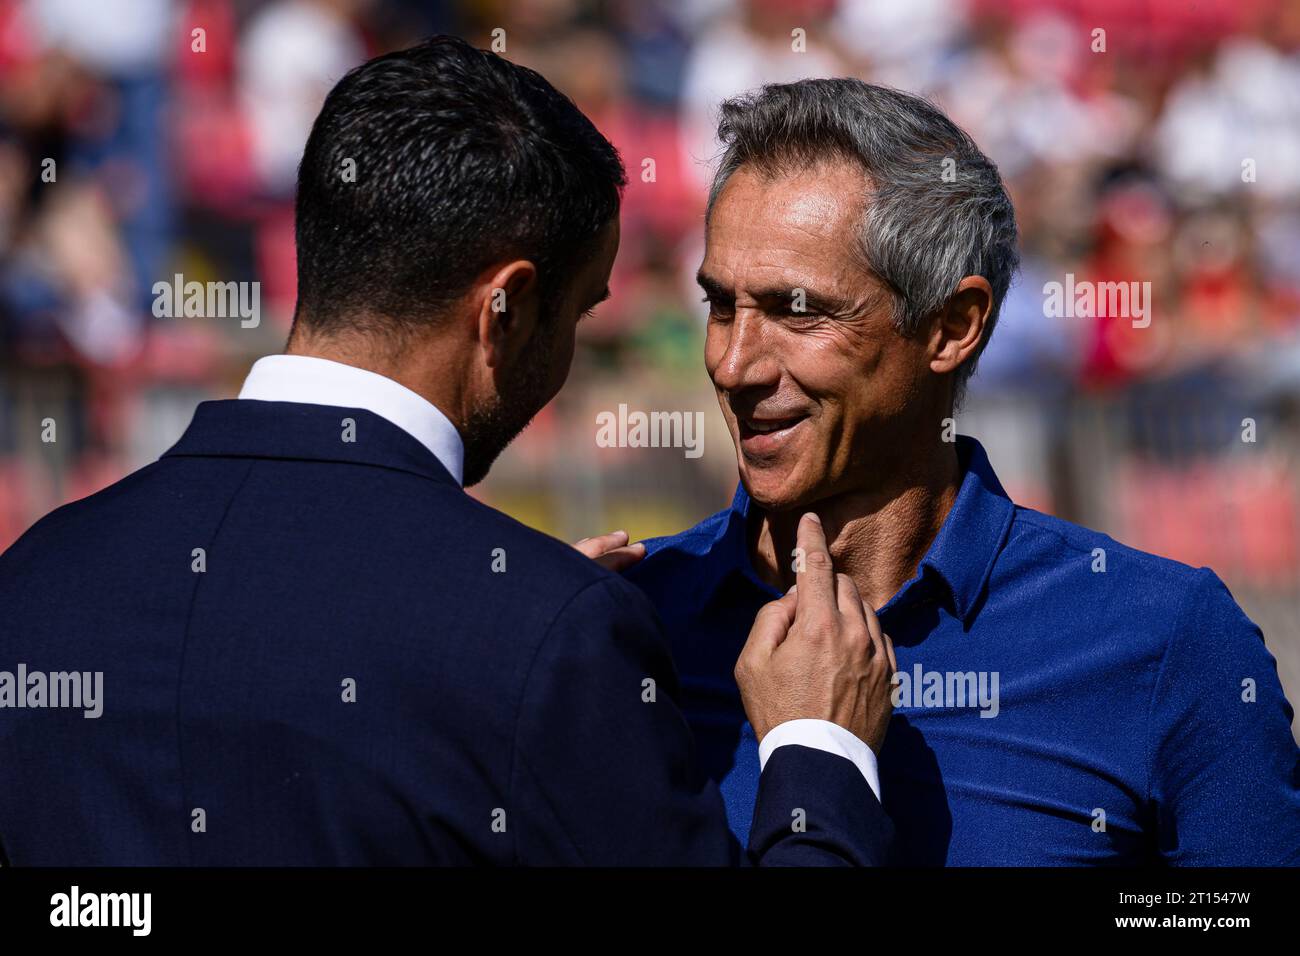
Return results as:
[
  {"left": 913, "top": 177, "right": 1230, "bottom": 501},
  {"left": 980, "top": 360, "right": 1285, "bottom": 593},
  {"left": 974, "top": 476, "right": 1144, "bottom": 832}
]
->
[{"left": 239, "top": 0, "right": 368, "bottom": 197}]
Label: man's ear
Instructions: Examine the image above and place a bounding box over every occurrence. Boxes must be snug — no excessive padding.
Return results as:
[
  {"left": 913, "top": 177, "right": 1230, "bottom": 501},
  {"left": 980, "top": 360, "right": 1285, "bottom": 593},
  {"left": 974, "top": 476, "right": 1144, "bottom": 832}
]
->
[
  {"left": 475, "top": 260, "right": 541, "bottom": 370},
  {"left": 928, "top": 276, "right": 992, "bottom": 376}
]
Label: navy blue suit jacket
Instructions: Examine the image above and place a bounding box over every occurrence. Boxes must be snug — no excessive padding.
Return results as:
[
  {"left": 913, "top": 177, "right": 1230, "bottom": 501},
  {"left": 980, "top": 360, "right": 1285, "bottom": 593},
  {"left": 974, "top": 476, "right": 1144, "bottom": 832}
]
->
[{"left": 0, "top": 399, "right": 892, "bottom": 865}]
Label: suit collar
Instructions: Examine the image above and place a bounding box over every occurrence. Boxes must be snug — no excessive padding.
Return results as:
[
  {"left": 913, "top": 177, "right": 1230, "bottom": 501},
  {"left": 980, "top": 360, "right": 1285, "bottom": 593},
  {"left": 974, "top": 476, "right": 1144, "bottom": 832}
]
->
[
  {"left": 237, "top": 354, "right": 465, "bottom": 485},
  {"left": 163, "top": 399, "right": 461, "bottom": 488}
]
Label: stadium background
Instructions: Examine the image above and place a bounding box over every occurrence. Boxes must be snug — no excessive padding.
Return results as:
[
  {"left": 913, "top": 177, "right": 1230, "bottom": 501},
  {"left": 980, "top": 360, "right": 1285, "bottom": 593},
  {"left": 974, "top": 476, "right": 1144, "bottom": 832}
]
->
[{"left": 0, "top": 0, "right": 1296, "bottom": 738}]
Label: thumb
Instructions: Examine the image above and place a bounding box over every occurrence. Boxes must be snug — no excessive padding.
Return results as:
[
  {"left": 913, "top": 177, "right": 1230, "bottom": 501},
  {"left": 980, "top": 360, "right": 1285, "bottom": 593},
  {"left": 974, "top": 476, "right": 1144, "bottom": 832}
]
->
[{"left": 743, "top": 586, "right": 798, "bottom": 659}]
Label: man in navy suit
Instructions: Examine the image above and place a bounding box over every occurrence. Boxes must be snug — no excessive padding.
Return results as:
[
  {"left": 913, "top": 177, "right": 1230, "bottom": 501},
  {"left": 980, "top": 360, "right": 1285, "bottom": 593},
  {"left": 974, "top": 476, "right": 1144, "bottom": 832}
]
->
[{"left": 0, "top": 38, "right": 895, "bottom": 865}]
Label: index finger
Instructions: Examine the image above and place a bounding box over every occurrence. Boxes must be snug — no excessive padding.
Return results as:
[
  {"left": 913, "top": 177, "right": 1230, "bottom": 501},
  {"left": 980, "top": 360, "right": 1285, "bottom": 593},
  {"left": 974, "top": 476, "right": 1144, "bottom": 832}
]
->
[
  {"left": 794, "top": 512, "right": 836, "bottom": 612},
  {"left": 573, "top": 530, "right": 629, "bottom": 560}
]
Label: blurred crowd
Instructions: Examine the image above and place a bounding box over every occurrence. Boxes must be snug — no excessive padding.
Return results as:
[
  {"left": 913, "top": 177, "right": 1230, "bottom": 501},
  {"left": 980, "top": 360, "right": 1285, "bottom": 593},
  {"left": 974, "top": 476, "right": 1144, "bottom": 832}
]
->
[{"left": 0, "top": 0, "right": 1298, "bottom": 610}]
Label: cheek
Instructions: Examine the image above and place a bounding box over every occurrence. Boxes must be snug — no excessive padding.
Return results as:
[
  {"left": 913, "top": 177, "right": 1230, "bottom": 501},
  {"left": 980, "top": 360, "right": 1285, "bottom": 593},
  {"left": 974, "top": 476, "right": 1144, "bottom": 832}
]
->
[
  {"left": 557, "top": 329, "right": 578, "bottom": 379},
  {"left": 784, "top": 332, "right": 869, "bottom": 404},
  {"left": 544, "top": 324, "right": 578, "bottom": 394},
  {"left": 874, "top": 334, "right": 930, "bottom": 406}
]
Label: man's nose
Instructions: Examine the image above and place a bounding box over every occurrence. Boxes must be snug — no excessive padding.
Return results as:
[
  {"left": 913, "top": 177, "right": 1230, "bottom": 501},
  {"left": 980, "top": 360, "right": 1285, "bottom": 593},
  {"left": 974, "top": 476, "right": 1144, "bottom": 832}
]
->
[{"left": 711, "top": 311, "right": 779, "bottom": 394}]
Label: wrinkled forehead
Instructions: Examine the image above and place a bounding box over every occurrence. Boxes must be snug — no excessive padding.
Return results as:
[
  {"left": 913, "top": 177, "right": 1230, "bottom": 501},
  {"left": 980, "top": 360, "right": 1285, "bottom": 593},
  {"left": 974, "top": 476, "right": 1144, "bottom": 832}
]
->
[
  {"left": 711, "top": 156, "right": 867, "bottom": 219},
  {"left": 702, "top": 161, "right": 872, "bottom": 290}
]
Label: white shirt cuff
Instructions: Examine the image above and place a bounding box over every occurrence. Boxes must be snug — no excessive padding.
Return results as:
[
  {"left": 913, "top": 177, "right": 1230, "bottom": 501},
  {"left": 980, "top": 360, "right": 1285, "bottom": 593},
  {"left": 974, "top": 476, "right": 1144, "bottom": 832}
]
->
[{"left": 757, "top": 719, "right": 881, "bottom": 802}]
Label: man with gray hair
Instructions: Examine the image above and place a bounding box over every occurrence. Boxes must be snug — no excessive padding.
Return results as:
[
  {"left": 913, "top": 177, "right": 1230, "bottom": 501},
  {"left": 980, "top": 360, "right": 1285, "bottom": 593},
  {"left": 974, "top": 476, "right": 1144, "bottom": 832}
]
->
[{"left": 623, "top": 78, "right": 1300, "bottom": 864}]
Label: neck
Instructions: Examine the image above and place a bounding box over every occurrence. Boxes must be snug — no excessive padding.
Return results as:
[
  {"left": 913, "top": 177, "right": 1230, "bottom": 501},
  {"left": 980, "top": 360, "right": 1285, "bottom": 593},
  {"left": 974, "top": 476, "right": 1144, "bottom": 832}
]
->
[
  {"left": 750, "top": 443, "right": 962, "bottom": 611},
  {"left": 285, "top": 327, "right": 471, "bottom": 430}
]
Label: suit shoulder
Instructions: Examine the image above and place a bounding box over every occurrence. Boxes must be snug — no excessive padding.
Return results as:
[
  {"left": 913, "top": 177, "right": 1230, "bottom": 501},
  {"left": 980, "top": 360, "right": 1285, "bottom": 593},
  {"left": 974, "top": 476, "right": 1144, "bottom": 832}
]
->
[
  {"left": 442, "top": 490, "right": 623, "bottom": 598},
  {"left": 0, "top": 461, "right": 169, "bottom": 567}
]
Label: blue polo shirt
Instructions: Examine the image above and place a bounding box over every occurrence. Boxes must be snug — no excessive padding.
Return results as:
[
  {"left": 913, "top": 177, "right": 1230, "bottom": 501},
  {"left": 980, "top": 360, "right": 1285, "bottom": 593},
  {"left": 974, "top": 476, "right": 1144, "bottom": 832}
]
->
[{"left": 624, "top": 436, "right": 1300, "bottom": 865}]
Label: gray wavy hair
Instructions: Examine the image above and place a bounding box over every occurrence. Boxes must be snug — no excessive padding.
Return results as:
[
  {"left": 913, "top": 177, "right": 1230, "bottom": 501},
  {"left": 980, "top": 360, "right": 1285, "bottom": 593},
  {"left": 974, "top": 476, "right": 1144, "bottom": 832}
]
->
[{"left": 707, "top": 78, "right": 1020, "bottom": 407}]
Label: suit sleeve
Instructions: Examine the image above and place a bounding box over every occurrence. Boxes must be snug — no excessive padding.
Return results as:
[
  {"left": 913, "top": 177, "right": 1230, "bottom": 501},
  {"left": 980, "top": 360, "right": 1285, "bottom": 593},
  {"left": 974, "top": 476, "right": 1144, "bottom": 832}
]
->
[
  {"left": 1149, "top": 569, "right": 1300, "bottom": 865},
  {"left": 508, "top": 574, "right": 893, "bottom": 865}
]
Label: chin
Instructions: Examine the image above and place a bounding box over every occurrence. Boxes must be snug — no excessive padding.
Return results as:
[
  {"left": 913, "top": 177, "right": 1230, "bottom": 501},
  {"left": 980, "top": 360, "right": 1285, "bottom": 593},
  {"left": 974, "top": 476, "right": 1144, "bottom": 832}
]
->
[{"left": 738, "top": 463, "right": 812, "bottom": 515}]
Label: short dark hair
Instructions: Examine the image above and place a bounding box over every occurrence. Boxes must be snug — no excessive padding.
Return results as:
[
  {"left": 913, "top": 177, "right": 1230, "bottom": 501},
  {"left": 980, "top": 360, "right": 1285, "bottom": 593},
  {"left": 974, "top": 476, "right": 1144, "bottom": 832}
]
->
[{"left": 293, "top": 35, "right": 625, "bottom": 338}]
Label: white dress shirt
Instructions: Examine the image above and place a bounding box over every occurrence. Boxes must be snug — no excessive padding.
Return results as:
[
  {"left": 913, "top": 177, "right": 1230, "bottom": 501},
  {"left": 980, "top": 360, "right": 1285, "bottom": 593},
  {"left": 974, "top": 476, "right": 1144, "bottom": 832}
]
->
[
  {"left": 236, "top": 353, "right": 881, "bottom": 801},
  {"left": 239, "top": 354, "right": 465, "bottom": 485}
]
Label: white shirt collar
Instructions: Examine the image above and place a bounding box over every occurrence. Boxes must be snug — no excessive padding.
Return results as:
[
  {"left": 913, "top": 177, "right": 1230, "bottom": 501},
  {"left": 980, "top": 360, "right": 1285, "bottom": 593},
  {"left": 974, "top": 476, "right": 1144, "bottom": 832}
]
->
[{"left": 237, "top": 354, "right": 465, "bottom": 485}]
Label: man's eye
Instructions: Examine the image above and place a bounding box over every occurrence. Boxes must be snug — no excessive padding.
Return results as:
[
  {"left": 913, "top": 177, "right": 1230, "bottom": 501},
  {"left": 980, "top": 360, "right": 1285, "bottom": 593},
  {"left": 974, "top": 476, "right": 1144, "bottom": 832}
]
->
[{"left": 777, "top": 305, "right": 823, "bottom": 323}]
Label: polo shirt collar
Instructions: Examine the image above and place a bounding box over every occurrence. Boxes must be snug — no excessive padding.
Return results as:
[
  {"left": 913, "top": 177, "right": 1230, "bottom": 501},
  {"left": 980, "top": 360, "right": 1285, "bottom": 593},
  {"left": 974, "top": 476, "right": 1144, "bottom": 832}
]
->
[
  {"left": 916, "top": 435, "right": 1017, "bottom": 621},
  {"left": 712, "top": 435, "right": 1016, "bottom": 623}
]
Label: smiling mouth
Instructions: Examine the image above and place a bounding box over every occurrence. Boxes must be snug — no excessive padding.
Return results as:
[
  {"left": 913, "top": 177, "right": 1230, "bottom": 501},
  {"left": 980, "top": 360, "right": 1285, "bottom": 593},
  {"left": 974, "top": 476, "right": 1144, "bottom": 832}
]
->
[{"left": 737, "top": 414, "right": 808, "bottom": 446}]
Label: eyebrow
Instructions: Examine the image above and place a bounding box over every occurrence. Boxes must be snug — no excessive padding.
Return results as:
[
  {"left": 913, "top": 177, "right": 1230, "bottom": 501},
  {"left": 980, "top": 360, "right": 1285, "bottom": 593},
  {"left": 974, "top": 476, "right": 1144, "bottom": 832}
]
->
[
  {"left": 696, "top": 273, "right": 729, "bottom": 300},
  {"left": 696, "top": 272, "right": 848, "bottom": 314}
]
